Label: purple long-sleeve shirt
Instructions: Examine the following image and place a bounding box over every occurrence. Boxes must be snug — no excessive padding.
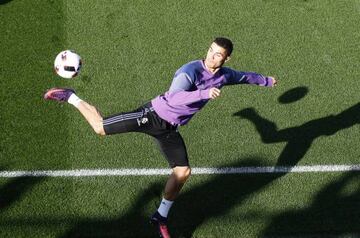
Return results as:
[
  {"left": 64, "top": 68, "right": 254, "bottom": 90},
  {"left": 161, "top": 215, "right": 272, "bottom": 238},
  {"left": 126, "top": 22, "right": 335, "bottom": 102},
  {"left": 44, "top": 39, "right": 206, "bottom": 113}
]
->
[{"left": 151, "top": 60, "right": 273, "bottom": 126}]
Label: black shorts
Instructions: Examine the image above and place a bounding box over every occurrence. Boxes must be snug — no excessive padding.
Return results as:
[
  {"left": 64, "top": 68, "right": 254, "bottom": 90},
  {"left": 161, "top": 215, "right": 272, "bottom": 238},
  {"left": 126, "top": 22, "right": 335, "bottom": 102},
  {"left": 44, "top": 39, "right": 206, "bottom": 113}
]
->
[{"left": 102, "top": 103, "right": 189, "bottom": 168}]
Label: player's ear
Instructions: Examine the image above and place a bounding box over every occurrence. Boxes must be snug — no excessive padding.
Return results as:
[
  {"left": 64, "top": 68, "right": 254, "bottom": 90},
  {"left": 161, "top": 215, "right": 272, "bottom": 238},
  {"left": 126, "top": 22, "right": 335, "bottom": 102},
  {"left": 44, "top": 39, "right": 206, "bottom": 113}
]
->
[{"left": 225, "top": 56, "right": 231, "bottom": 62}]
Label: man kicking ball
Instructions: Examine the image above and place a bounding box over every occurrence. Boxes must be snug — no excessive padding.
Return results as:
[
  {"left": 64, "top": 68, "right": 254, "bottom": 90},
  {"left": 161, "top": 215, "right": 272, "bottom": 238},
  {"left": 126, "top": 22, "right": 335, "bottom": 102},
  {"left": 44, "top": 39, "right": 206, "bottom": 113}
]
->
[{"left": 44, "top": 37, "right": 277, "bottom": 238}]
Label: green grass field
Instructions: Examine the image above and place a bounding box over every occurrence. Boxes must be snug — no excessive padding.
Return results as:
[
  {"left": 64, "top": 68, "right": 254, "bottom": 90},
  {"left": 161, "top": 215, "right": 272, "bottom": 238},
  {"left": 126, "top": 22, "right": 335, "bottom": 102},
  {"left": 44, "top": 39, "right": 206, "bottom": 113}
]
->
[{"left": 0, "top": 0, "right": 359, "bottom": 237}]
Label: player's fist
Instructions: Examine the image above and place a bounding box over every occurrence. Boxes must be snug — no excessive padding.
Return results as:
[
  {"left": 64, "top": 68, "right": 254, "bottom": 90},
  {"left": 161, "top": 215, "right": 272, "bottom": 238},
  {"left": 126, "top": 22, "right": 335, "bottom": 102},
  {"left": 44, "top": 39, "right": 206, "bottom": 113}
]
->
[
  {"left": 268, "top": 76, "right": 277, "bottom": 87},
  {"left": 209, "top": 88, "right": 221, "bottom": 99}
]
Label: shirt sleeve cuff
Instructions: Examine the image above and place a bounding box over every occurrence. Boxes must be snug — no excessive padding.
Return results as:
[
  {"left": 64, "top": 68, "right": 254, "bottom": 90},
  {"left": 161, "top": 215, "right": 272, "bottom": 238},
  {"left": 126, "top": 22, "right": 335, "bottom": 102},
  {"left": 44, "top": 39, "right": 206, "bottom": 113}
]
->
[
  {"left": 200, "top": 89, "right": 211, "bottom": 99},
  {"left": 265, "top": 77, "right": 273, "bottom": 87}
]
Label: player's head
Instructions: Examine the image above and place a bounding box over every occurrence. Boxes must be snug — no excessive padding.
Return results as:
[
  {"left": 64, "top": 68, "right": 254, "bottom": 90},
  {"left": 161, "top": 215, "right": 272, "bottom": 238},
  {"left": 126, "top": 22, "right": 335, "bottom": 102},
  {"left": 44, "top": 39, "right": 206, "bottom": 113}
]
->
[
  {"left": 205, "top": 37, "right": 233, "bottom": 71},
  {"left": 213, "top": 37, "right": 233, "bottom": 56}
]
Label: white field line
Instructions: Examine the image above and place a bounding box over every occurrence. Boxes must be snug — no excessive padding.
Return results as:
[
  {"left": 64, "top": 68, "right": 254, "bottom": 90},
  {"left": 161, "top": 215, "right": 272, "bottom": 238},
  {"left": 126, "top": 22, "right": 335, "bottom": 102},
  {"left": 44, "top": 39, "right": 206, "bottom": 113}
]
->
[{"left": 0, "top": 165, "right": 360, "bottom": 177}]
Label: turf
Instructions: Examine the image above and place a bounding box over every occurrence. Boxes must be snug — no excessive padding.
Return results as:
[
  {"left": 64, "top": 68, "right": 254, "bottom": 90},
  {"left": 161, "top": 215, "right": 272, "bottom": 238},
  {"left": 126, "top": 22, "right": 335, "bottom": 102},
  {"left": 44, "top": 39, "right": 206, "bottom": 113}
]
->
[
  {"left": 0, "top": 171, "right": 358, "bottom": 237},
  {"left": 0, "top": 0, "right": 69, "bottom": 170},
  {"left": 0, "top": 0, "right": 359, "bottom": 237}
]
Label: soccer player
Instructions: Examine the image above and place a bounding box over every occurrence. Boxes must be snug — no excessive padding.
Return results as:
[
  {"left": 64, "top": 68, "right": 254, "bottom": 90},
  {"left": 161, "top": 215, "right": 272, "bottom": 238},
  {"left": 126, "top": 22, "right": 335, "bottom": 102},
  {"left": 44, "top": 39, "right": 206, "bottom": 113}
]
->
[{"left": 44, "top": 37, "right": 277, "bottom": 238}]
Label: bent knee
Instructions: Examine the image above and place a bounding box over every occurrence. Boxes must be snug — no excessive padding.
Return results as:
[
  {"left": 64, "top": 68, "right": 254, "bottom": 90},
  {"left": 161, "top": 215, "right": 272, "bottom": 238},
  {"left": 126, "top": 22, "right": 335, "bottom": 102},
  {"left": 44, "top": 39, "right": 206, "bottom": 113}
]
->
[
  {"left": 94, "top": 128, "right": 106, "bottom": 136},
  {"left": 173, "top": 166, "right": 191, "bottom": 181},
  {"left": 93, "top": 123, "right": 106, "bottom": 136}
]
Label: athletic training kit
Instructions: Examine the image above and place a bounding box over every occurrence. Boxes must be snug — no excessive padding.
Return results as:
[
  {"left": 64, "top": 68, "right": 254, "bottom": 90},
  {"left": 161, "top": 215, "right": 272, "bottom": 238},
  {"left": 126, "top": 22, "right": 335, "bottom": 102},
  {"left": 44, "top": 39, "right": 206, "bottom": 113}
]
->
[
  {"left": 44, "top": 60, "right": 272, "bottom": 168},
  {"left": 152, "top": 60, "right": 274, "bottom": 126},
  {"left": 103, "top": 102, "right": 188, "bottom": 168},
  {"left": 44, "top": 59, "right": 274, "bottom": 238}
]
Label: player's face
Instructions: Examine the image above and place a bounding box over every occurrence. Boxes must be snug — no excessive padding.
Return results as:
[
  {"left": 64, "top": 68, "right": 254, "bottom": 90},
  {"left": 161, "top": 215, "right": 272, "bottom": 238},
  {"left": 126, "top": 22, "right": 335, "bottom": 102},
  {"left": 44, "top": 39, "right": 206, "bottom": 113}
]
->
[{"left": 204, "top": 42, "right": 230, "bottom": 72}]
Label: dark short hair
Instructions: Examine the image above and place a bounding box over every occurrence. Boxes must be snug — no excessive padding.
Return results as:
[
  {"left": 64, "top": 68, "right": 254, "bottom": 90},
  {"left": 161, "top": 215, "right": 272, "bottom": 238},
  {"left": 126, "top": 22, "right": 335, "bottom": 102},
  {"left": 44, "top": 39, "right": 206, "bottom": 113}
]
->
[{"left": 213, "top": 37, "right": 233, "bottom": 56}]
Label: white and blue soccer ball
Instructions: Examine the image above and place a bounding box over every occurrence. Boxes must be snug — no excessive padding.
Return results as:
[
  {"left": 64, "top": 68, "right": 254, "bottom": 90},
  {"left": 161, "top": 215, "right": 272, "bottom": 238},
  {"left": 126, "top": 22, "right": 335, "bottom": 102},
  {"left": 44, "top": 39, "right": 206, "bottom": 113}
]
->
[{"left": 54, "top": 50, "right": 82, "bottom": 78}]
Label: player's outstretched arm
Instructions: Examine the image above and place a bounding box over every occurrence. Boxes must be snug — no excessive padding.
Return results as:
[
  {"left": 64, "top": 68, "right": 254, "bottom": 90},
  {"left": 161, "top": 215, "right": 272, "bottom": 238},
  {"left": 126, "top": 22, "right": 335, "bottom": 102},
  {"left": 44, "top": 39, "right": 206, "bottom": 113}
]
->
[{"left": 226, "top": 69, "right": 278, "bottom": 87}]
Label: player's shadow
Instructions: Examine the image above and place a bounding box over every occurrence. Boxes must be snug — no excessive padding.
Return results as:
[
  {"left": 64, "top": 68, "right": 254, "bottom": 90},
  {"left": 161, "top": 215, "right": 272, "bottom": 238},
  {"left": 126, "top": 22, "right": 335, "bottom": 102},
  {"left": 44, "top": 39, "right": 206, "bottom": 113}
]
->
[
  {"left": 60, "top": 181, "right": 165, "bottom": 237},
  {"left": 233, "top": 87, "right": 359, "bottom": 167},
  {"left": 0, "top": 176, "right": 45, "bottom": 211},
  {"left": 60, "top": 157, "right": 277, "bottom": 238},
  {"left": 170, "top": 157, "right": 280, "bottom": 237},
  {"left": 262, "top": 172, "right": 360, "bottom": 236},
  {"left": 0, "top": 0, "right": 13, "bottom": 5}
]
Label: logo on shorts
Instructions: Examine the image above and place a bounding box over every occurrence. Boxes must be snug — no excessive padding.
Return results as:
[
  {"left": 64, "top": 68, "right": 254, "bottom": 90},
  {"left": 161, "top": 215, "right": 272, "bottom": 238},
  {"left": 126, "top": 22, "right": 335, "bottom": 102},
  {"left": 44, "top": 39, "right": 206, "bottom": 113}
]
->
[{"left": 137, "top": 117, "right": 149, "bottom": 126}]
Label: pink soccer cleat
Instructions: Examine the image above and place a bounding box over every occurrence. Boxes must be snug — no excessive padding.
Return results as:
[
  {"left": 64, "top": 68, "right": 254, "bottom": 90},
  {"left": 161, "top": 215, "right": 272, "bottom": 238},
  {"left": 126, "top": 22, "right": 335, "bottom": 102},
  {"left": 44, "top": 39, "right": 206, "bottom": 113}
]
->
[
  {"left": 44, "top": 88, "right": 75, "bottom": 102},
  {"left": 150, "top": 211, "right": 171, "bottom": 238}
]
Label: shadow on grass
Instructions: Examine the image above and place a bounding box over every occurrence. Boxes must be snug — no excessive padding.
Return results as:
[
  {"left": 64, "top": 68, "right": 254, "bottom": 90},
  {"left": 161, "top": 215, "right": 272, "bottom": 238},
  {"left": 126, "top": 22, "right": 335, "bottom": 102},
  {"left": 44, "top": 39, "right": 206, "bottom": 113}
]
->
[
  {"left": 60, "top": 182, "right": 164, "bottom": 238},
  {"left": 233, "top": 102, "right": 360, "bottom": 167},
  {"left": 58, "top": 157, "right": 277, "bottom": 237},
  {"left": 262, "top": 172, "right": 360, "bottom": 237},
  {"left": 277, "top": 86, "right": 308, "bottom": 104},
  {"left": 171, "top": 157, "right": 279, "bottom": 237},
  {"left": 0, "top": 0, "right": 13, "bottom": 5},
  {"left": 0, "top": 176, "right": 45, "bottom": 211}
]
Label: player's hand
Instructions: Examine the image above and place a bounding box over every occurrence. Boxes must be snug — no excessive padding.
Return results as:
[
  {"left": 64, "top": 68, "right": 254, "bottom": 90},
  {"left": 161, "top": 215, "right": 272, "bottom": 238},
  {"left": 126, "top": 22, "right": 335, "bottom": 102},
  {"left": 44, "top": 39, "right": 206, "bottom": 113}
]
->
[
  {"left": 209, "top": 88, "right": 221, "bottom": 99},
  {"left": 268, "top": 76, "right": 277, "bottom": 87}
]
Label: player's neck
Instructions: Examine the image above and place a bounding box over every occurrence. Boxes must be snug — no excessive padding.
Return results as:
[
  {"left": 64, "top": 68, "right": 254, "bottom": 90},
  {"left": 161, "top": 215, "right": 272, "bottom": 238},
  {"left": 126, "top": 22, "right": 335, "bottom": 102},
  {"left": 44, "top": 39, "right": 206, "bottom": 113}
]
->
[{"left": 203, "top": 60, "right": 220, "bottom": 74}]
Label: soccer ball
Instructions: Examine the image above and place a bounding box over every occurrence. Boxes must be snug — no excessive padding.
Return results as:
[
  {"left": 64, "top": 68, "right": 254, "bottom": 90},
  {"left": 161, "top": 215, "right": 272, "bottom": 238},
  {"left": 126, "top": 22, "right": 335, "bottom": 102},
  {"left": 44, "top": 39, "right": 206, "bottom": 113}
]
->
[{"left": 54, "top": 50, "right": 82, "bottom": 78}]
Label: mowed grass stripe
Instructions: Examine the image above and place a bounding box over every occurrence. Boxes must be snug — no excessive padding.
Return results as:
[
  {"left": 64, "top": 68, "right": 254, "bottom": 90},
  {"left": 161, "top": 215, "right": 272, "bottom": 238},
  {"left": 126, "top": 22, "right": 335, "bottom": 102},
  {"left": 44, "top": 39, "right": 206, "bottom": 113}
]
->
[
  {"left": 0, "top": 0, "right": 71, "bottom": 170},
  {"left": 1, "top": 164, "right": 359, "bottom": 177}
]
